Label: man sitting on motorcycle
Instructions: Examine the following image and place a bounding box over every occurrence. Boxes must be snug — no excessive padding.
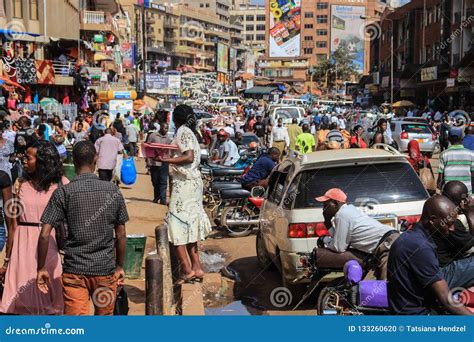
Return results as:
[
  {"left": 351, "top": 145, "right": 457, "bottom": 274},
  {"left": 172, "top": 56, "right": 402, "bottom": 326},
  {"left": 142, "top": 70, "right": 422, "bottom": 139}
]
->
[
  {"left": 214, "top": 130, "right": 240, "bottom": 166},
  {"left": 388, "top": 195, "right": 472, "bottom": 315},
  {"left": 316, "top": 188, "right": 399, "bottom": 280},
  {"left": 437, "top": 181, "right": 474, "bottom": 290},
  {"left": 240, "top": 147, "right": 280, "bottom": 191}
]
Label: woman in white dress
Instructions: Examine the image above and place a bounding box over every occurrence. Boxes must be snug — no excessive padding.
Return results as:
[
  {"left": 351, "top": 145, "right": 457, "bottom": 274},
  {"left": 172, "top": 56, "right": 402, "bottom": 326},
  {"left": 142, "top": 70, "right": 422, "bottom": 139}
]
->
[{"left": 157, "top": 105, "right": 211, "bottom": 283}]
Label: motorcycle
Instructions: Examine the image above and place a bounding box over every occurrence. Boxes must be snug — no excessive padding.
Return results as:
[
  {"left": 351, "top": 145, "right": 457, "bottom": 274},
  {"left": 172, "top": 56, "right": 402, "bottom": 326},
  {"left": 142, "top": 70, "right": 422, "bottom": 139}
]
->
[
  {"left": 297, "top": 248, "right": 474, "bottom": 315},
  {"left": 218, "top": 186, "right": 265, "bottom": 237}
]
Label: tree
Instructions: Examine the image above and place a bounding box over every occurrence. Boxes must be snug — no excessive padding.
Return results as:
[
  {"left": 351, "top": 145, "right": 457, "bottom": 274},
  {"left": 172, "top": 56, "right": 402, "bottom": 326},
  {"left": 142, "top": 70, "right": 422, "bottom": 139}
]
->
[{"left": 313, "top": 45, "right": 360, "bottom": 90}]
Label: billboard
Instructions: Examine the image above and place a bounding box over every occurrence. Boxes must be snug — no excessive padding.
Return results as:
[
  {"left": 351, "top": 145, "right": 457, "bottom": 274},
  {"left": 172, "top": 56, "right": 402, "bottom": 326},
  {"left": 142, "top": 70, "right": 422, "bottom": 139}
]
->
[
  {"left": 229, "top": 47, "right": 238, "bottom": 72},
  {"left": 217, "top": 43, "right": 229, "bottom": 74},
  {"left": 146, "top": 74, "right": 181, "bottom": 95},
  {"left": 330, "top": 5, "right": 366, "bottom": 74},
  {"left": 269, "top": 0, "right": 301, "bottom": 58},
  {"left": 121, "top": 42, "right": 134, "bottom": 69}
]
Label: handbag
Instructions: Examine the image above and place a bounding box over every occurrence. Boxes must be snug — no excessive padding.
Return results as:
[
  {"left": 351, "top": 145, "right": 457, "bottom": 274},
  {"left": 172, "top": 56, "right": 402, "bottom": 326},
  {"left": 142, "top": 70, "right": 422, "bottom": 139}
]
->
[
  {"left": 419, "top": 160, "right": 437, "bottom": 191},
  {"left": 114, "top": 286, "right": 129, "bottom": 315}
]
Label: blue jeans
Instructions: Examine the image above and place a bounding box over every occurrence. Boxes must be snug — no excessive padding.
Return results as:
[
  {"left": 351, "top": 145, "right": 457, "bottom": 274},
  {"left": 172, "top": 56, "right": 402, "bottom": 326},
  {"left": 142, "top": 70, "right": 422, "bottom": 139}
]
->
[
  {"left": 0, "top": 223, "right": 5, "bottom": 252},
  {"left": 441, "top": 255, "right": 474, "bottom": 289},
  {"left": 150, "top": 164, "right": 169, "bottom": 204}
]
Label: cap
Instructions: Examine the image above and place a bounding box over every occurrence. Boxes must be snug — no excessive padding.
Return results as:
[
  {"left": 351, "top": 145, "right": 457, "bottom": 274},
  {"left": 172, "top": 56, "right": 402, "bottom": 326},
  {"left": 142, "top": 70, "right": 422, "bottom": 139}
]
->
[
  {"left": 449, "top": 127, "right": 463, "bottom": 138},
  {"left": 217, "top": 129, "right": 227, "bottom": 137},
  {"left": 315, "top": 188, "right": 347, "bottom": 203}
]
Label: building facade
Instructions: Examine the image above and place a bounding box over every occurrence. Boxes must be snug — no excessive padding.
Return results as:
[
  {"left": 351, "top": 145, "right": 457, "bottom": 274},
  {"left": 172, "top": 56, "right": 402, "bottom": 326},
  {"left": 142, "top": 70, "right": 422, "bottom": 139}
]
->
[{"left": 230, "top": 3, "right": 266, "bottom": 52}]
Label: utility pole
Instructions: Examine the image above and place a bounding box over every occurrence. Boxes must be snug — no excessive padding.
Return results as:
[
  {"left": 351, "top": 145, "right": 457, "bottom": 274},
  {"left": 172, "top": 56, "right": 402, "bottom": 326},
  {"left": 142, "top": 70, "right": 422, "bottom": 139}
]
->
[
  {"left": 142, "top": 4, "right": 147, "bottom": 94},
  {"left": 135, "top": 6, "right": 139, "bottom": 93},
  {"left": 390, "top": 20, "right": 394, "bottom": 106}
]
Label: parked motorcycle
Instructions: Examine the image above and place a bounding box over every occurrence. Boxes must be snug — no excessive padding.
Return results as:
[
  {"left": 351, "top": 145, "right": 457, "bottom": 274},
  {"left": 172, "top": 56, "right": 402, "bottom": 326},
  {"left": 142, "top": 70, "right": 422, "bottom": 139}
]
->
[{"left": 219, "top": 186, "right": 265, "bottom": 237}]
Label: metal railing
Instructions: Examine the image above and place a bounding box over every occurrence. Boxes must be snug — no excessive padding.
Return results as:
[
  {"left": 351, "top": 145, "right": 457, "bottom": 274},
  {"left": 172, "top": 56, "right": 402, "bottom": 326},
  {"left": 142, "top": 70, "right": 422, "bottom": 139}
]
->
[
  {"left": 17, "top": 103, "right": 78, "bottom": 121},
  {"left": 82, "top": 10, "right": 106, "bottom": 24},
  {"left": 52, "top": 62, "right": 74, "bottom": 77}
]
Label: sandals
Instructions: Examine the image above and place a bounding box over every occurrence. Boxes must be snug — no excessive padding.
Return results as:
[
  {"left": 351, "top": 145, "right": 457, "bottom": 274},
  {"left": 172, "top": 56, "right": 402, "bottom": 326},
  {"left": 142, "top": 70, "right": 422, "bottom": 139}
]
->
[{"left": 175, "top": 272, "right": 196, "bottom": 285}]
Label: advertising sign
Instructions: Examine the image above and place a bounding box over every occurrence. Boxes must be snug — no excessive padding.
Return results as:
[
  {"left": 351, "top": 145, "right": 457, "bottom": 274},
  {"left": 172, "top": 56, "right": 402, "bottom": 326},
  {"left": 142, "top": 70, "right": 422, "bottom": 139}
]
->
[
  {"left": 229, "top": 48, "right": 238, "bottom": 72},
  {"left": 146, "top": 74, "right": 181, "bottom": 95},
  {"left": 330, "top": 5, "right": 366, "bottom": 74},
  {"left": 109, "top": 100, "right": 134, "bottom": 121},
  {"left": 245, "top": 51, "right": 256, "bottom": 75},
  {"left": 269, "top": 0, "right": 301, "bottom": 58},
  {"left": 447, "top": 78, "right": 455, "bottom": 87},
  {"left": 217, "top": 43, "right": 229, "bottom": 74},
  {"left": 421, "top": 66, "right": 438, "bottom": 82},
  {"left": 122, "top": 42, "right": 134, "bottom": 69}
]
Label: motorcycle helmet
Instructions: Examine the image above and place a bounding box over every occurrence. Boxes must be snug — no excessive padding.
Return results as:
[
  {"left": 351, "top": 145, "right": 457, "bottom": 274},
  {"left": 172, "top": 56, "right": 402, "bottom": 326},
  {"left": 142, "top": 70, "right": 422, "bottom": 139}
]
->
[{"left": 248, "top": 141, "right": 258, "bottom": 149}]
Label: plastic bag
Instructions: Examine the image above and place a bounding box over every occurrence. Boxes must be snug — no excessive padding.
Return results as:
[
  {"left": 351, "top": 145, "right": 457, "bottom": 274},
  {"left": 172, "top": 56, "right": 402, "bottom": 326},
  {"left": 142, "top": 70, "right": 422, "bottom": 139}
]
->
[{"left": 121, "top": 157, "right": 137, "bottom": 185}]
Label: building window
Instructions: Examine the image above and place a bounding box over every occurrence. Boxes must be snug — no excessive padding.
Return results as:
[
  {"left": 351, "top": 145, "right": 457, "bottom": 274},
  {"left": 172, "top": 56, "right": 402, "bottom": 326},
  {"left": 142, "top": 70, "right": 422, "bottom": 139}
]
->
[
  {"left": 256, "top": 34, "right": 265, "bottom": 41},
  {"left": 316, "top": 41, "right": 327, "bottom": 48},
  {"left": 316, "top": 54, "right": 327, "bottom": 61},
  {"left": 246, "top": 24, "right": 254, "bottom": 31},
  {"left": 246, "top": 15, "right": 254, "bottom": 21},
  {"left": 13, "top": 0, "right": 22, "bottom": 18},
  {"left": 246, "top": 34, "right": 254, "bottom": 41},
  {"left": 304, "top": 12, "right": 314, "bottom": 18},
  {"left": 317, "top": 2, "right": 328, "bottom": 10},
  {"left": 316, "top": 15, "right": 328, "bottom": 24},
  {"left": 304, "top": 48, "right": 313, "bottom": 54},
  {"left": 316, "top": 29, "right": 327, "bottom": 36},
  {"left": 256, "top": 15, "right": 265, "bottom": 21},
  {"left": 256, "top": 24, "right": 265, "bottom": 31},
  {"left": 304, "top": 24, "right": 314, "bottom": 29},
  {"left": 304, "top": 36, "right": 314, "bottom": 41},
  {"left": 29, "top": 0, "right": 38, "bottom": 20}
]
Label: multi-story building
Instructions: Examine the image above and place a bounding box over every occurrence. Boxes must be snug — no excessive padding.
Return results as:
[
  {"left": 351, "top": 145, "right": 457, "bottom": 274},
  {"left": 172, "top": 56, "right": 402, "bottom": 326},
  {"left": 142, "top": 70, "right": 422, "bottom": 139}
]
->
[
  {"left": 230, "top": 3, "right": 266, "bottom": 52},
  {"left": 368, "top": 0, "right": 474, "bottom": 108},
  {"left": 261, "top": 0, "right": 382, "bottom": 89}
]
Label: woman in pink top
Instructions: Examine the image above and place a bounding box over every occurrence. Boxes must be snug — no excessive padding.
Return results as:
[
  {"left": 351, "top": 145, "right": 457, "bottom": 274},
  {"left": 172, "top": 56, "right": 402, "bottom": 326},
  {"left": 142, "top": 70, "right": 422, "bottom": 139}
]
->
[{"left": 0, "top": 141, "right": 68, "bottom": 315}]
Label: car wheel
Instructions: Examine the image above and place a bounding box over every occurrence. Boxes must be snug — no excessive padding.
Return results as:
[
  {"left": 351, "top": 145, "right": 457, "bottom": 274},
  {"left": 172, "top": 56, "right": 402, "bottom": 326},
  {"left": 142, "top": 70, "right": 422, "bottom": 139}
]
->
[{"left": 256, "top": 230, "right": 275, "bottom": 270}]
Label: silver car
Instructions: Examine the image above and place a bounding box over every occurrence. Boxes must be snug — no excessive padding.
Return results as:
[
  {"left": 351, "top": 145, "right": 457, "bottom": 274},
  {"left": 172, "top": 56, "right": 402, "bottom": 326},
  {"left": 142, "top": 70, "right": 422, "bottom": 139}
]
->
[
  {"left": 256, "top": 149, "right": 429, "bottom": 292},
  {"left": 390, "top": 120, "right": 437, "bottom": 156}
]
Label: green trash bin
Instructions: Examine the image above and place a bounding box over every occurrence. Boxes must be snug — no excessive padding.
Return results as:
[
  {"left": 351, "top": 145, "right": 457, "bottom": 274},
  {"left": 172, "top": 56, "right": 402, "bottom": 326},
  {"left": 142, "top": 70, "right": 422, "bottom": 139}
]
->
[
  {"left": 63, "top": 148, "right": 76, "bottom": 181},
  {"left": 124, "top": 234, "right": 147, "bottom": 279}
]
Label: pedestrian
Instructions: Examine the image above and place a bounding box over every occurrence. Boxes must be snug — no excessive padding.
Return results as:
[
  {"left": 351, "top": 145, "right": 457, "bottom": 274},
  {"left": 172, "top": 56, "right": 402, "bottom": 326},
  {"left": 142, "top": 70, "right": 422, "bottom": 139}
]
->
[
  {"left": 317, "top": 124, "right": 330, "bottom": 151},
  {"left": 287, "top": 118, "right": 302, "bottom": 154},
  {"left": 253, "top": 115, "right": 266, "bottom": 146},
  {"left": 325, "top": 122, "right": 344, "bottom": 148},
  {"left": 350, "top": 125, "right": 367, "bottom": 148},
  {"left": 71, "top": 114, "right": 90, "bottom": 133},
  {"left": 0, "top": 169, "right": 12, "bottom": 255},
  {"left": 95, "top": 128, "right": 126, "bottom": 182},
  {"left": 269, "top": 118, "right": 289, "bottom": 160},
  {"left": 72, "top": 122, "right": 88, "bottom": 143},
  {"left": 0, "top": 141, "right": 67, "bottom": 315},
  {"left": 407, "top": 140, "right": 433, "bottom": 176},
  {"left": 387, "top": 196, "right": 472, "bottom": 315},
  {"left": 37, "top": 141, "right": 129, "bottom": 315},
  {"left": 295, "top": 124, "right": 316, "bottom": 155},
  {"left": 437, "top": 127, "right": 474, "bottom": 192},
  {"left": 463, "top": 125, "right": 474, "bottom": 151},
  {"left": 126, "top": 120, "right": 140, "bottom": 157},
  {"left": 62, "top": 115, "right": 71, "bottom": 135},
  {"left": 223, "top": 120, "right": 235, "bottom": 138},
  {"left": 147, "top": 123, "right": 171, "bottom": 205},
  {"left": 370, "top": 118, "right": 388, "bottom": 146},
  {"left": 155, "top": 105, "right": 211, "bottom": 284}
]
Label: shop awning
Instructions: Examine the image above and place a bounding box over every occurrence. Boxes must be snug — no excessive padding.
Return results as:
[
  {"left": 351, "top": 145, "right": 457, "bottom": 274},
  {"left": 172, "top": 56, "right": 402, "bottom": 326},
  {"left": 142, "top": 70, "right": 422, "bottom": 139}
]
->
[
  {"left": 244, "top": 86, "right": 279, "bottom": 95},
  {"left": 0, "top": 29, "right": 40, "bottom": 37}
]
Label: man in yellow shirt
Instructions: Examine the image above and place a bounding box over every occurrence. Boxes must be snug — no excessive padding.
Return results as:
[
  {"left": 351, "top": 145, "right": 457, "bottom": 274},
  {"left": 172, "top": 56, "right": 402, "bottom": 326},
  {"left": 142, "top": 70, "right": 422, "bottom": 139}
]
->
[
  {"left": 296, "top": 124, "right": 316, "bottom": 154},
  {"left": 287, "top": 118, "right": 302, "bottom": 154}
]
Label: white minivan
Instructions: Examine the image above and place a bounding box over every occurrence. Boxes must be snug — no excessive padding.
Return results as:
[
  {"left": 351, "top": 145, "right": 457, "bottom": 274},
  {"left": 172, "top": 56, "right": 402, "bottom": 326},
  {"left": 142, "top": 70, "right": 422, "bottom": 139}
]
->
[
  {"left": 213, "top": 96, "right": 240, "bottom": 107},
  {"left": 270, "top": 106, "right": 305, "bottom": 125}
]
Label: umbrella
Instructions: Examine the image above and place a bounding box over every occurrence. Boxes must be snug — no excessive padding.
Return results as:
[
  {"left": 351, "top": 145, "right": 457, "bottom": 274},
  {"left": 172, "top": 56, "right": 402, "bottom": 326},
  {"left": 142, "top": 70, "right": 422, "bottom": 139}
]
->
[
  {"left": 94, "top": 52, "right": 113, "bottom": 62},
  {"left": 392, "top": 100, "right": 415, "bottom": 108},
  {"left": 40, "top": 97, "right": 59, "bottom": 107}
]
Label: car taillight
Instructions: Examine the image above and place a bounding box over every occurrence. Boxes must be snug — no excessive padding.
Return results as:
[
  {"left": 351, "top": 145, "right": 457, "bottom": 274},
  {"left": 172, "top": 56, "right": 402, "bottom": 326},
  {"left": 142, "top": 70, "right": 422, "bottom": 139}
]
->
[
  {"left": 399, "top": 215, "right": 420, "bottom": 231},
  {"left": 288, "top": 223, "right": 330, "bottom": 238},
  {"left": 400, "top": 132, "right": 409, "bottom": 140}
]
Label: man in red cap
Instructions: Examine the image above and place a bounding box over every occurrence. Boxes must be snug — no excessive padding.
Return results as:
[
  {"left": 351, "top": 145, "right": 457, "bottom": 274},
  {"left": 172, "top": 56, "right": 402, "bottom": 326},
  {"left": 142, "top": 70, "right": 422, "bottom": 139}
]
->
[
  {"left": 316, "top": 188, "right": 400, "bottom": 280},
  {"left": 215, "top": 129, "right": 240, "bottom": 166}
]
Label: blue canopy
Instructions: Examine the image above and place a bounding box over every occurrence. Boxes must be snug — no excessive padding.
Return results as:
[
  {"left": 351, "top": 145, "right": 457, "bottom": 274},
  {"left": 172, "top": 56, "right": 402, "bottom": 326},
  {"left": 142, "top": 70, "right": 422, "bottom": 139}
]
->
[{"left": 0, "top": 29, "right": 41, "bottom": 37}]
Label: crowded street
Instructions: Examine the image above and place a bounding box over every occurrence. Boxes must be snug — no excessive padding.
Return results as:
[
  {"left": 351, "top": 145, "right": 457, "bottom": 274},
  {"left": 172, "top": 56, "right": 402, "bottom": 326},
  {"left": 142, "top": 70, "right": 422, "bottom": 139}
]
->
[{"left": 0, "top": 0, "right": 473, "bottom": 329}]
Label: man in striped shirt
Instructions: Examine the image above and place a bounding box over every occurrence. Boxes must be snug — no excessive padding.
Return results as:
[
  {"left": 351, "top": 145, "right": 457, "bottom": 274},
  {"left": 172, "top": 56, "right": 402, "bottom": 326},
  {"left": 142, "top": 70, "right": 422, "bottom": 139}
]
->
[{"left": 437, "top": 128, "right": 474, "bottom": 193}]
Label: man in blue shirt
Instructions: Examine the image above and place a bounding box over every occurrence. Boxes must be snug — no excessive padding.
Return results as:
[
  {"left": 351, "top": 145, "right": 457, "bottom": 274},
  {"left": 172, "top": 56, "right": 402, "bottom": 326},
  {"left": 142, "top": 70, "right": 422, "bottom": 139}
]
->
[
  {"left": 463, "top": 126, "right": 474, "bottom": 151},
  {"left": 241, "top": 147, "right": 280, "bottom": 190},
  {"left": 388, "top": 196, "right": 472, "bottom": 315}
]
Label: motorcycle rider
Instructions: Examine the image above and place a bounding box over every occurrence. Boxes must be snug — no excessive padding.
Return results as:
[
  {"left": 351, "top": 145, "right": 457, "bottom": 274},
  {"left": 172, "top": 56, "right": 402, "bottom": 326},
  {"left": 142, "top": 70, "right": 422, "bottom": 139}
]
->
[
  {"left": 214, "top": 130, "right": 240, "bottom": 166},
  {"left": 438, "top": 181, "right": 474, "bottom": 289},
  {"left": 240, "top": 147, "right": 280, "bottom": 191},
  {"left": 388, "top": 195, "right": 472, "bottom": 315},
  {"left": 316, "top": 188, "right": 399, "bottom": 280}
]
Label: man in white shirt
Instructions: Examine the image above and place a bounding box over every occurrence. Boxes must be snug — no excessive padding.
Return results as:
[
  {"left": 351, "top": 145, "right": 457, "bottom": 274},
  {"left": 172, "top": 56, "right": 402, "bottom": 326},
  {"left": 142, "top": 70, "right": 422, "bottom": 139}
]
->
[
  {"left": 126, "top": 122, "right": 139, "bottom": 156},
  {"left": 216, "top": 130, "right": 240, "bottom": 166},
  {"left": 407, "top": 109, "right": 414, "bottom": 118},
  {"left": 269, "top": 118, "right": 290, "bottom": 160},
  {"left": 223, "top": 121, "right": 235, "bottom": 137}
]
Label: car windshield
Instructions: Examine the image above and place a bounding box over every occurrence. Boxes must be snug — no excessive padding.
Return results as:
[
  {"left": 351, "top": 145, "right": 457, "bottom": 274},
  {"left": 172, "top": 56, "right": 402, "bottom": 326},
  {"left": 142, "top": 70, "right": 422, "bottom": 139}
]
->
[
  {"left": 274, "top": 108, "right": 300, "bottom": 119},
  {"left": 402, "top": 124, "right": 431, "bottom": 134},
  {"left": 293, "top": 163, "right": 428, "bottom": 209}
]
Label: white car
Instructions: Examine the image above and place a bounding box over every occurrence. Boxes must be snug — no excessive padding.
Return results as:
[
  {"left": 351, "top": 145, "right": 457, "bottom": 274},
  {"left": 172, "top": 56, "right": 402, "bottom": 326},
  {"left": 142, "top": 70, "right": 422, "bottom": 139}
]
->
[
  {"left": 256, "top": 148, "right": 429, "bottom": 290},
  {"left": 270, "top": 106, "right": 305, "bottom": 125}
]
